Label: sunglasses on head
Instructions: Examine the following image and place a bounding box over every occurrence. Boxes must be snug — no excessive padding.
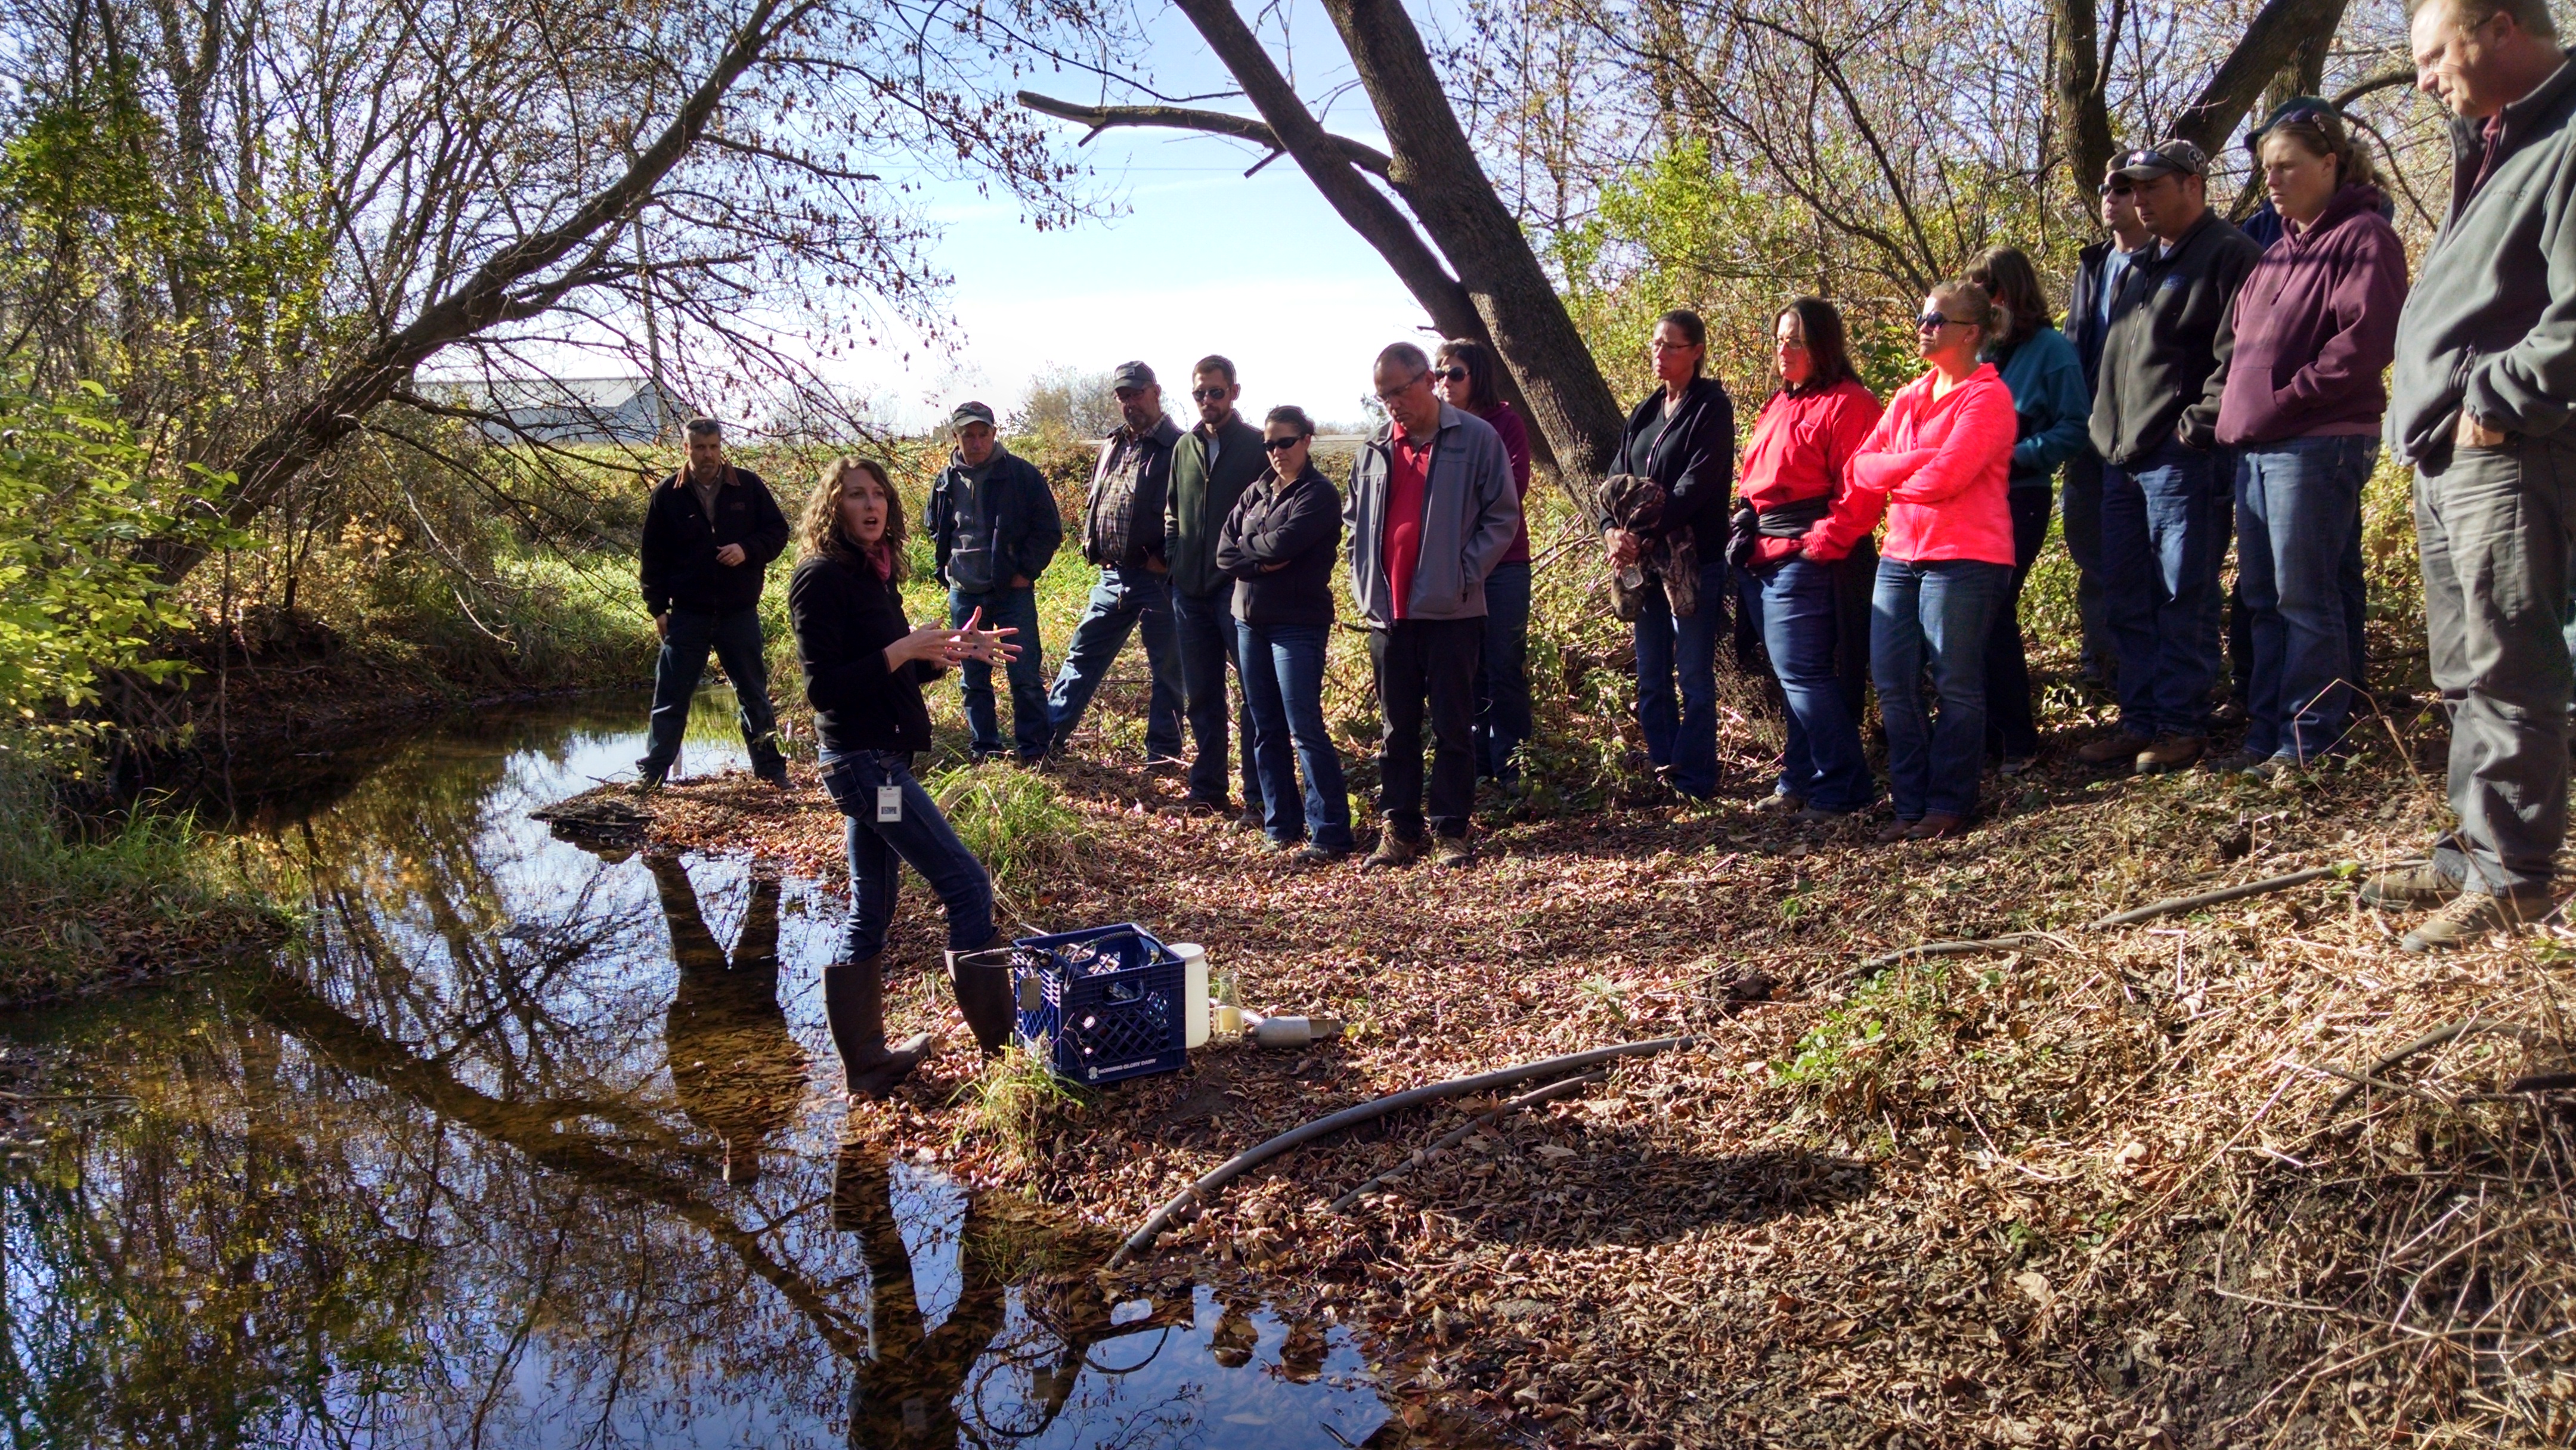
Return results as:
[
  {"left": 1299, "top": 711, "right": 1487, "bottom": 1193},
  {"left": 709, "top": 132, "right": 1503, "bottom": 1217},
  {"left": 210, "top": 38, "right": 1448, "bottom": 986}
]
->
[
  {"left": 1190, "top": 386, "right": 1230, "bottom": 402},
  {"left": 1261, "top": 435, "right": 1306, "bottom": 453}
]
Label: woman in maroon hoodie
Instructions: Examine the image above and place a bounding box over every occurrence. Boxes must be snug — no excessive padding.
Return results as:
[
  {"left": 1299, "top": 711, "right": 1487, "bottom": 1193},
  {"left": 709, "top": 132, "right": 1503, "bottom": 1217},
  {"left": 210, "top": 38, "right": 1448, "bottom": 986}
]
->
[{"left": 2213, "top": 105, "right": 2408, "bottom": 774}]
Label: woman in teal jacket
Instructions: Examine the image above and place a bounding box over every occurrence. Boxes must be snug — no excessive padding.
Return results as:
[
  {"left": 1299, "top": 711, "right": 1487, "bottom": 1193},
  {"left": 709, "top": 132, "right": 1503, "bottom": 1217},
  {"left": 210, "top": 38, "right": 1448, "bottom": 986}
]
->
[{"left": 1970, "top": 246, "right": 2092, "bottom": 770}]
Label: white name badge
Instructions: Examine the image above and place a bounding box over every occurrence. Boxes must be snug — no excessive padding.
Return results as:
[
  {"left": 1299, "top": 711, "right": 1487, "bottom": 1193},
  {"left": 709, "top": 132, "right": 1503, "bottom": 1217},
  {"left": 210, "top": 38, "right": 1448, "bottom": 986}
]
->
[{"left": 877, "top": 786, "right": 903, "bottom": 823}]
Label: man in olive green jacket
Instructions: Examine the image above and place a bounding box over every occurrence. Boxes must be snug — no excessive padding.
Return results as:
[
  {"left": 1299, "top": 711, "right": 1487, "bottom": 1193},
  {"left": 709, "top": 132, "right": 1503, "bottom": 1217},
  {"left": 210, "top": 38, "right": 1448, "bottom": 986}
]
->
[{"left": 1163, "top": 355, "right": 1271, "bottom": 819}]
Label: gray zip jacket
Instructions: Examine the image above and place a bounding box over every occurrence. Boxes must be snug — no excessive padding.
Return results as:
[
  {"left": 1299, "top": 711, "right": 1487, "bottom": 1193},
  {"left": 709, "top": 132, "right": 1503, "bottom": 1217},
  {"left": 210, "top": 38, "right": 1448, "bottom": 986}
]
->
[
  {"left": 2389, "top": 53, "right": 2576, "bottom": 468},
  {"left": 1345, "top": 404, "right": 1522, "bottom": 627}
]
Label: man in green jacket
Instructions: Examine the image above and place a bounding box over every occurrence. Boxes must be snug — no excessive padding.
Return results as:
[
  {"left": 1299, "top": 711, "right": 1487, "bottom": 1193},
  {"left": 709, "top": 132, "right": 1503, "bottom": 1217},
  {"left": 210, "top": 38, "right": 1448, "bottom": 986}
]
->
[
  {"left": 2366, "top": 0, "right": 2576, "bottom": 949},
  {"left": 1163, "top": 355, "right": 1271, "bottom": 821}
]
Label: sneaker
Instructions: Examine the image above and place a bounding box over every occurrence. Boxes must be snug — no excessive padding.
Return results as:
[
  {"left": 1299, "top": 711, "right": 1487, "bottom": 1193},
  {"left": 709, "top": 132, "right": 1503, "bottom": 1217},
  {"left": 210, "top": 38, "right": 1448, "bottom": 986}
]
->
[
  {"left": 1361, "top": 833, "right": 1422, "bottom": 870},
  {"left": 2134, "top": 734, "right": 2206, "bottom": 774},
  {"left": 2077, "top": 732, "right": 2153, "bottom": 767},
  {"left": 2359, "top": 865, "right": 2463, "bottom": 910},
  {"left": 1751, "top": 791, "right": 1807, "bottom": 814},
  {"left": 1428, "top": 835, "right": 1474, "bottom": 869},
  {"left": 2401, "top": 889, "right": 2561, "bottom": 953},
  {"left": 1290, "top": 843, "right": 1348, "bottom": 867}
]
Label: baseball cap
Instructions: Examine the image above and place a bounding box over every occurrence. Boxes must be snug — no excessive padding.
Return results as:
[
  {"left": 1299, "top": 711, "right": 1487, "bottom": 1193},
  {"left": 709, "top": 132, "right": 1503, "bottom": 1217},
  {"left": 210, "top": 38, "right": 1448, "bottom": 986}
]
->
[
  {"left": 948, "top": 400, "right": 996, "bottom": 430},
  {"left": 2113, "top": 140, "right": 2210, "bottom": 181},
  {"left": 1110, "top": 360, "right": 1157, "bottom": 391}
]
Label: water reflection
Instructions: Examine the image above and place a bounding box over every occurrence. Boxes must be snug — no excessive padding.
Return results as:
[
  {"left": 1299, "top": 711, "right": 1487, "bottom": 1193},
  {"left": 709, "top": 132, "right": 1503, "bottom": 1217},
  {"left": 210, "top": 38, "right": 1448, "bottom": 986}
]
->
[{"left": 0, "top": 696, "right": 1441, "bottom": 1449}]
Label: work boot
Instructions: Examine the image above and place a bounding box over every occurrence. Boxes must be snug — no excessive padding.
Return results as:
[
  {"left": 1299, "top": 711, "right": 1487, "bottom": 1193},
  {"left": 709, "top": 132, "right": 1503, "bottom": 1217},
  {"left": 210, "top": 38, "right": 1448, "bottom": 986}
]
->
[
  {"left": 1429, "top": 834, "right": 1474, "bottom": 869},
  {"left": 2360, "top": 865, "right": 2463, "bottom": 910},
  {"left": 823, "top": 954, "right": 933, "bottom": 1100},
  {"left": 1873, "top": 817, "right": 1917, "bottom": 844},
  {"left": 945, "top": 932, "right": 1021, "bottom": 1058},
  {"left": 1361, "top": 831, "right": 1421, "bottom": 870},
  {"left": 1908, "top": 813, "right": 1967, "bottom": 840},
  {"left": 2400, "top": 889, "right": 2561, "bottom": 953},
  {"left": 2077, "top": 731, "right": 2153, "bottom": 767},
  {"left": 2134, "top": 734, "right": 2205, "bottom": 774}
]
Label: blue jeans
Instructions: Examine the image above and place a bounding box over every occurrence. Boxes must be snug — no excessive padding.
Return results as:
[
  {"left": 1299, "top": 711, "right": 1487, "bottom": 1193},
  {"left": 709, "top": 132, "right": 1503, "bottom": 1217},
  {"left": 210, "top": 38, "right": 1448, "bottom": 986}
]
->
[
  {"left": 1872, "top": 557, "right": 2011, "bottom": 821},
  {"left": 1633, "top": 559, "right": 1729, "bottom": 799},
  {"left": 816, "top": 748, "right": 993, "bottom": 961},
  {"left": 1475, "top": 560, "right": 1533, "bottom": 783},
  {"left": 2103, "top": 439, "right": 2227, "bottom": 737},
  {"left": 1236, "top": 620, "right": 1354, "bottom": 851},
  {"left": 1045, "top": 566, "right": 1183, "bottom": 758},
  {"left": 639, "top": 606, "right": 784, "bottom": 781},
  {"left": 949, "top": 585, "right": 1048, "bottom": 759},
  {"left": 1173, "top": 585, "right": 1263, "bottom": 808},
  {"left": 1741, "top": 557, "right": 1875, "bottom": 812},
  {"left": 2236, "top": 436, "right": 2377, "bottom": 761}
]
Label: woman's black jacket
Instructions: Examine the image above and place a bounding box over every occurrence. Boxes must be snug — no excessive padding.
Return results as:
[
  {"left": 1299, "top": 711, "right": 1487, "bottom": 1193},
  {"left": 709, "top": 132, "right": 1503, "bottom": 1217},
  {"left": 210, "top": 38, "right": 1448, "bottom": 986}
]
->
[
  {"left": 788, "top": 551, "right": 942, "bottom": 755},
  {"left": 1213, "top": 464, "right": 1341, "bottom": 627},
  {"left": 1615, "top": 377, "right": 1735, "bottom": 554}
]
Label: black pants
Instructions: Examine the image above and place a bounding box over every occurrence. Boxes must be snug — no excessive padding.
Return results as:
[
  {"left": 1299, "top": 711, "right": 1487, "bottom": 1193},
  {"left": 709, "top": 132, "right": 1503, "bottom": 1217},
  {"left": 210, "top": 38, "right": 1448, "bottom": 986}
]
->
[
  {"left": 1983, "top": 488, "right": 2054, "bottom": 759},
  {"left": 1369, "top": 618, "right": 1482, "bottom": 839}
]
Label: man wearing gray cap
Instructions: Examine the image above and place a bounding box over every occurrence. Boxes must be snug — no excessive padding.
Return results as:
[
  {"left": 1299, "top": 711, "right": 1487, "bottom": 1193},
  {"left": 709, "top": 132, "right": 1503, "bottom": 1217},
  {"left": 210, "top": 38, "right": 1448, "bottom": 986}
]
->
[
  {"left": 928, "top": 401, "right": 1063, "bottom": 763},
  {"left": 2078, "top": 138, "right": 2261, "bottom": 776},
  {"left": 2367, "top": 0, "right": 2576, "bottom": 949},
  {"left": 1045, "top": 361, "right": 1185, "bottom": 761}
]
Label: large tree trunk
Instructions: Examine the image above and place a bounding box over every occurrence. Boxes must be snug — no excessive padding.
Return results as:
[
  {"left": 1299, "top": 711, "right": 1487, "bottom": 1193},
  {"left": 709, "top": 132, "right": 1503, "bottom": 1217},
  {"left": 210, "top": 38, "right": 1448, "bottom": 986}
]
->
[{"left": 1318, "top": 0, "right": 1628, "bottom": 479}]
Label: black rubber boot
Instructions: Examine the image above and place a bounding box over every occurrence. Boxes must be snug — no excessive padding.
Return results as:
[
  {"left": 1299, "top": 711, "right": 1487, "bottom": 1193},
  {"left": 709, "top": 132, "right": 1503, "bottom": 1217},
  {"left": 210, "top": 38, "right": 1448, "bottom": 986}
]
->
[
  {"left": 945, "top": 932, "right": 1020, "bottom": 1058},
  {"left": 823, "top": 954, "right": 932, "bottom": 1100}
]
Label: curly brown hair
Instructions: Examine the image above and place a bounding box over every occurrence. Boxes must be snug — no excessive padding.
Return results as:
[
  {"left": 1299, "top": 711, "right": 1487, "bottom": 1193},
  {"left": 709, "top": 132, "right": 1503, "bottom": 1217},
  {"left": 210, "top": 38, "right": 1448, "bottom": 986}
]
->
[{"left": 799, "top": 455, "right": 906, "bottom": 580}]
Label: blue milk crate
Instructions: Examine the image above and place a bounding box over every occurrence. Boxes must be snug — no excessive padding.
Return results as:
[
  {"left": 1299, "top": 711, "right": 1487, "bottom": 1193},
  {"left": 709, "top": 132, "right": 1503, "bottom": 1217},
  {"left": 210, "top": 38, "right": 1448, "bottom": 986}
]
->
[{"left": 1010, "top": 923, "right": 1188, "bottom": 1086}]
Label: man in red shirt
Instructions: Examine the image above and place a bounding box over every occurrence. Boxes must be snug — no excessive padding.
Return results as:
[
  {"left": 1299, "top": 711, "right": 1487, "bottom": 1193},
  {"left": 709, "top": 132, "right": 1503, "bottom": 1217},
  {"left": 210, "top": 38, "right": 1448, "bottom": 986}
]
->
[{"left": 1345, "top": 342, "right": 1524, "bottom": 869}]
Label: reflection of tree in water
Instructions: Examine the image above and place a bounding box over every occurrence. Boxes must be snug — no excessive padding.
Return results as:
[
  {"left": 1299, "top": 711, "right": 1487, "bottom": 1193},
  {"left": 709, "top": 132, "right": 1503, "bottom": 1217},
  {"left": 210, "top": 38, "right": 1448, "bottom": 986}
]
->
[{"left": 650, "top": 857, "right": 805, "bottom": 1186}]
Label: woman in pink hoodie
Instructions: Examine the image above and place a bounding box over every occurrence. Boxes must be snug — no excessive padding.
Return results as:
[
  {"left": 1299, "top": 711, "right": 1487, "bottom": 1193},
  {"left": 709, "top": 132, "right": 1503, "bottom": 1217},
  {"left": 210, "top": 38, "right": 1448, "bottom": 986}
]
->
[{"left": 1804, "top": 281, "right": 2020, "bottom": 840}]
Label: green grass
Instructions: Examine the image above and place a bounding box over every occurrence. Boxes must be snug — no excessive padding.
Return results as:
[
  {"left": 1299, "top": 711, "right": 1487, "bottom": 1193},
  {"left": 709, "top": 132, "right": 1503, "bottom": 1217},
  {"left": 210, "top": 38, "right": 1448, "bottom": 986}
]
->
[
  {"left": 948, "top": 1043, "right": 1091, "bottom": 1174},
  {"left": 922, "top": 760, "right": 1079, "bottom": 901}
]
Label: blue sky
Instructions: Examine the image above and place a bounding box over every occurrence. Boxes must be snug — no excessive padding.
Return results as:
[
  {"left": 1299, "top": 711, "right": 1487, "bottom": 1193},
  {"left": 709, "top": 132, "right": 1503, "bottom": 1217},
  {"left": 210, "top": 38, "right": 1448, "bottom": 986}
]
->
[{"left": 838, "top": 2, "right": 1432, "bottom": 432}]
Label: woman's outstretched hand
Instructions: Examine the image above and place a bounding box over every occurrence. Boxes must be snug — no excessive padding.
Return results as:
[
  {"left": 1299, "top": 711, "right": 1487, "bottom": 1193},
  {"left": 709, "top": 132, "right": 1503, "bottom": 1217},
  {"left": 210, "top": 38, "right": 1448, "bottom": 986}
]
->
[{"left": 952, "top": 606, "right": 1020, "bottom": 665}]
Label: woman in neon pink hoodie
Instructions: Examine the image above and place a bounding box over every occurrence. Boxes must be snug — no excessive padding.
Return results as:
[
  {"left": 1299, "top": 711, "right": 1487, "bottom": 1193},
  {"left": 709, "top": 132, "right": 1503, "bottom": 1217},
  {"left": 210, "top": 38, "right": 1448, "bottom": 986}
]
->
[{"left": 1804, "top": 280, "right": 2020, "bottom": 841}]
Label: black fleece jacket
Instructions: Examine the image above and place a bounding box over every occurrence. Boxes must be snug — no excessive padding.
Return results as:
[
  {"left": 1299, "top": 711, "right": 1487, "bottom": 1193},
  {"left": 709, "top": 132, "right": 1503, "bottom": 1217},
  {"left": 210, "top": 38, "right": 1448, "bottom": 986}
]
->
[
  {"left": 639, "top": 466, "right": 789, "bottom": 616},
  {"left": 788, "top": 552, "right": 942, "bottom": 755},
  {"left": 1214, "top": 464, "right": 1342, "bottom": 627},
  {"left": 1614, "top": 377, "right": 1735, "bottom": 554},
  {"left": 2087, "top": 209, "right": 2262, "bottom": 466}
]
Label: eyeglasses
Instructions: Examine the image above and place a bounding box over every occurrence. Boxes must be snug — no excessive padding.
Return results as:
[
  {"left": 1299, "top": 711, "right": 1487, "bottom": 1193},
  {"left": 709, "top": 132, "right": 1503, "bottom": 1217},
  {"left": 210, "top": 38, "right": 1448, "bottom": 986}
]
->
[
  {"left": 1373, "top": 370, "right": 1428, "bottom": 402},
  {"left": 1190, "top": 386, "right": 1231, "bottom": 402},
  {"left": 1917, "top": 313, "right": 1969, "bottom": 332},
  {"left": 1261, "top": 436, "right": 1306, "bottom": 453}
]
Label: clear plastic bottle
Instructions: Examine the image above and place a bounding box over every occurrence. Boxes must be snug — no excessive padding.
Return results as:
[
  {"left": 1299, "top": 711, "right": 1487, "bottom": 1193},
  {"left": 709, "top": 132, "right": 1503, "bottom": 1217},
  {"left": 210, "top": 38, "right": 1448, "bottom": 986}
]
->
[{"left": 1214, "top": 969, "right": 1242, "bottom": 1037}]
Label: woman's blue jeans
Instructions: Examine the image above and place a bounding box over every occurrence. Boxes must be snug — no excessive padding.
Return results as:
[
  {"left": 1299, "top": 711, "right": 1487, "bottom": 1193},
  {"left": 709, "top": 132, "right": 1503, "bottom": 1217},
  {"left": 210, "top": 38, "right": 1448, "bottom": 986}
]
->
[
  {"left": 2236, "top": 436, "right": 2376, "bottom": 761},
  {"left": 1633, "top": 559, "right": 1730, "bottom": 799},
  {"left": 1739, "top": 557, "right": 1875, "bottom": 811},
  {"left": 1236, "top": 621, "right": 1354, "bottom": 851},
  {"left": 816, "top": 748, "right": 993, "bottom": 961},
  {"left": 1871, "top": 557, "right": 2011, "bottom": 821}
]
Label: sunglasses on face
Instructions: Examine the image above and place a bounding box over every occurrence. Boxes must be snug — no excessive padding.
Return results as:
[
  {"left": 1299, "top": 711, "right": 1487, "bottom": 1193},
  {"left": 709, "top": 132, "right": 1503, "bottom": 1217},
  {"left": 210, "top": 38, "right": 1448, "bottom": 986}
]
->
[
  {"left": 1191, "top": 386, "right": 1230, "bottom": 402},
  {"left": 1261, "top": 435, "right": 1306, "bottom": 453},
  {"left": 1435, "top": 365, "right": 1467, "bottom": 383},
  {"left": 2096, "top": 181, "right": 2135, "bottom": 197},
  {"left": 1918, "top": 313, "right": 1968, "bottom": 332}
]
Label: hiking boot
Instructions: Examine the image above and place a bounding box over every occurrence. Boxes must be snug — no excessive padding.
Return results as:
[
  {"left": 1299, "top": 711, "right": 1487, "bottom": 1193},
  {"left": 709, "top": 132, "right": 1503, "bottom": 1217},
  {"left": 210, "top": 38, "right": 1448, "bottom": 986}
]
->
[
  {"left": 1873, "top": 817, "right": 1918, "bottom": 844},
  {"left": 824, "top": 954, "right": 934, "bottom": 1099},
  {"left": 1908, "top": 813, "right": 1967, "bottom": 840},
  {"left": 2360, "top": 865, "right": 2463, "bottom": 910},
  {"left": 2401, "top": 889, "right": 2561, "bottom": 953},
  {"left": 1234, "top": 807, "right": 1267, "bottom": 833},
  {"left": 1262, "top": 835, "right": 1304, "bottom": 854},
  {"left": 2077, "top": 732, "right": 2153, "bottom": 767},
  {"left": 1751, "top": 791, "right": 1807, "bottom": 814},
  {"left": 2135, "top": 735, "right": 2205, "bottom": 774},
  {"left": 1290, "top": 843, "right": 1348, "bottom": 867},
  {"left": 1361, "top": 832, "right": 1422, "bottom": 870},
  {"left": 1429, "top": 835, "right": 1474, "bottom": 869}
]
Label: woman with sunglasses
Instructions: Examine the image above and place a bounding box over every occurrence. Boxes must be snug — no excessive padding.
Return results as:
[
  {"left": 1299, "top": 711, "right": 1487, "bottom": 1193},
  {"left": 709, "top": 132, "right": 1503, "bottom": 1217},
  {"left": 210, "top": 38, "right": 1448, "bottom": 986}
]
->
[
  {"left": 1803, "top": 283, "right": 2020, "bottom": 841},
  {"left": 1606, "top": 308, "right": 1736, "bottom": 799},
  {"left": 2212, "top": 104, "right": 2406, "bottom": 774},
  {"left": 1433, "top": 339, "right": 1534, "bottom": 789},
  {"left": 1731, "top": 297, "right": 1882, "bottom": 820},
  {"left": 1214, "top": 406, "right": 1352, "bottom": 863},
  {"left": 791, "top": 457, "right": 1021, "bottom": 1099}
]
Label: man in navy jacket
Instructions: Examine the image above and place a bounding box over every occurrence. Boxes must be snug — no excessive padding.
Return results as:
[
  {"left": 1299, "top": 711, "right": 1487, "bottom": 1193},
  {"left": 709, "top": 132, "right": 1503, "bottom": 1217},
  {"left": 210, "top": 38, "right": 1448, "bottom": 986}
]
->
[{"left": 637, "top": 417, "right": 791, "bottom": 788}]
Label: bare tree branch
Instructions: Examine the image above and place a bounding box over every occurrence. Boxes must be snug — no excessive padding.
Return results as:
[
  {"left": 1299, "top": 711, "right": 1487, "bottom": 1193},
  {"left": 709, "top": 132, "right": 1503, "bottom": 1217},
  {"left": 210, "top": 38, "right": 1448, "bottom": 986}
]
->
[{"left": 1015, "top": 90, "right": 1392, "bottom": 176}]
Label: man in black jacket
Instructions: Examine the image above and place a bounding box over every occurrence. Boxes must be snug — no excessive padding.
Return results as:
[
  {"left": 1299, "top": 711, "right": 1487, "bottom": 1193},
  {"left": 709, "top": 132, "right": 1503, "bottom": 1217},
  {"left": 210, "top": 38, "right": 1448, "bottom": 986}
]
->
[
  {"left": 1044, "top": 361, "right": 1185, "bottom": 761},
  {"left": 637, "top": 417, "right": 791, "bottom": 788},
  {"left": 1162, "top": 356, "right": 1270, "bottom": 820},
  {"left": 2078, "top": 140, "right": 2262, "bottom": 776},
  {"left": 928, "top": 401, "right": 1063, "bottom": 763}
]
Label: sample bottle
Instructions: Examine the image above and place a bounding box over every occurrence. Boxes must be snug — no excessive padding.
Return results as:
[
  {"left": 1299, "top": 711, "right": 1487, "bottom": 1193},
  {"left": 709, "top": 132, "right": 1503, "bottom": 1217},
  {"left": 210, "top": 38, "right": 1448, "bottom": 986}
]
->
[{"left": 1214, "top": 970, "right": 1242, "bottom": 1037}]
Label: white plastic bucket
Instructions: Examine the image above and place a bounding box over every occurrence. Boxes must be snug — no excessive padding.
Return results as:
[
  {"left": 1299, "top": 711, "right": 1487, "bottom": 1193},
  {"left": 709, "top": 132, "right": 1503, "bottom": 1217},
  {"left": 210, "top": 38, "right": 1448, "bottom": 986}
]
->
[{"left": 1171, "top": 942, "right": 1210, "bottom": 1049}]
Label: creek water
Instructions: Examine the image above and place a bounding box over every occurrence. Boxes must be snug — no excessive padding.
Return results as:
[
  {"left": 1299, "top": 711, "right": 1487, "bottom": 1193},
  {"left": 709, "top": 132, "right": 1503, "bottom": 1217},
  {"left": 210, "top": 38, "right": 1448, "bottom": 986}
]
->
[{"left": 0, "top": 694, "right": 1437, "bottom": 1449}]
